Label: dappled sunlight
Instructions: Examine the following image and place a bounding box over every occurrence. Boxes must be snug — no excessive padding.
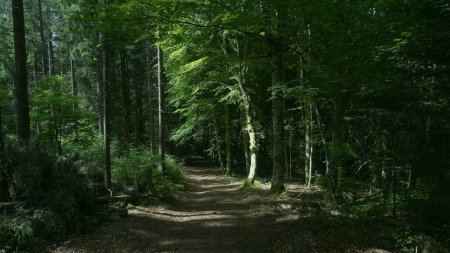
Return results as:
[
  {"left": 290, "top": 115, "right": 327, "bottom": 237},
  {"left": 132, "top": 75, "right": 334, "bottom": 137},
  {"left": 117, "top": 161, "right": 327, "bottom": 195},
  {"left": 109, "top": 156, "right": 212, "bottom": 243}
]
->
[
  {"left": 50, "top": 167, "right": 280, "bottom": 252},
  {"left": 49, "top": 167, "right": 398, "bottom": 253}
]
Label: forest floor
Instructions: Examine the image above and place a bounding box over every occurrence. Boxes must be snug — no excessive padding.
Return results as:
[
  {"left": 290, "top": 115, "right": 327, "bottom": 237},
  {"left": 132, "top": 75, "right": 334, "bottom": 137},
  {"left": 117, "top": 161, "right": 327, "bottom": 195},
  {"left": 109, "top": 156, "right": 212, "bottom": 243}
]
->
[{"left": 45, "top": 166, "right": 396, "bottom": 253}]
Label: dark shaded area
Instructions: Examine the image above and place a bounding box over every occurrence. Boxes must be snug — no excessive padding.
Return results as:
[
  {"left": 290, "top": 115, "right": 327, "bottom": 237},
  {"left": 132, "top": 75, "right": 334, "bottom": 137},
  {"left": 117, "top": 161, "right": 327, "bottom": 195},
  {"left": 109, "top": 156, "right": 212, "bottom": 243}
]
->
[{"left": 46, "top": 167, "right": 396, "bottom": 253}]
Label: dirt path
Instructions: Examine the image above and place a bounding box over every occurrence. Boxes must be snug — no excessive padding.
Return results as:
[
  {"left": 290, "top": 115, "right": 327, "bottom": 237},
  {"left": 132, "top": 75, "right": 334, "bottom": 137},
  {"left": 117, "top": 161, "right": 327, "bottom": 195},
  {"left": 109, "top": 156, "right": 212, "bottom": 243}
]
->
[
  {"left": 47, "top": 167, "right": 394, "bottom": 253},
  {"left": 49, "top": 167, "right": 285, "bottom": 253}
]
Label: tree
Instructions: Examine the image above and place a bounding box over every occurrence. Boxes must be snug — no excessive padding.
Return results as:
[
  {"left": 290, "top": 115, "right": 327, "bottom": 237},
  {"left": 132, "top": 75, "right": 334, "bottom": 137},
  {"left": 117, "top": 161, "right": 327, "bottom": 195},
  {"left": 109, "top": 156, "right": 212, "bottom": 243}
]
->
[
  {"left": 269, "top": 0, "right": 287, "bottom": 194},
  {"left": 11, "top": 0, "right": 30, "bottom": 146},
  {"left": 157, "top": 46, "right": 165, "bottom": 174}
]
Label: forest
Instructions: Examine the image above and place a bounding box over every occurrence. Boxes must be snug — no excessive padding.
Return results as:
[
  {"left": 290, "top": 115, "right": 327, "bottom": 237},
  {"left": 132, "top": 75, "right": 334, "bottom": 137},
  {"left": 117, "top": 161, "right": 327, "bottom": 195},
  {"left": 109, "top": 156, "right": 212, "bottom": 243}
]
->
[{"left": 0, "top": 0, "right": 449, "bottom": 252}]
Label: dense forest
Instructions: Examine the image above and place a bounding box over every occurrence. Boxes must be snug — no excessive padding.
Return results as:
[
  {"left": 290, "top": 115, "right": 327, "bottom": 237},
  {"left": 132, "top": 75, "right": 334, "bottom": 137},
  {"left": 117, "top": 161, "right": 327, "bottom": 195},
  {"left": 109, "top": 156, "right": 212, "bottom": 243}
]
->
[{"left": 1, "top": 0, "right": 449, "bottom": 252}]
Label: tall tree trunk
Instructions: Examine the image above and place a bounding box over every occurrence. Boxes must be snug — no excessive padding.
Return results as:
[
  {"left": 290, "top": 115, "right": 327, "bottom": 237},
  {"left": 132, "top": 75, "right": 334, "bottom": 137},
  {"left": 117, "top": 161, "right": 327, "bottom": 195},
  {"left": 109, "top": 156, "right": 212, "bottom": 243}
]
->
[
  {"left": 331, "top": 87, "right": 345, "bottom": 191},
  {"left": 241, "top": 94, "right": 257, "bottom": 187},
  {"left": 224, "top": 104, "right": 232, "bottom": 175},
  {"left": 71, "top": 57, "right": 78, "bottom": 141},
  {"left": 102, "top": 37, "right": 111, "bottom": 190},
  {"left": 304, "top": 103, "right": 314, "bottom": 188},
  {"left": 314, "top": 101, "right": 337, "bottom": 203},
  {"left": 37, "top": 0, "right": 48, "bottom": 77},
  {"left": 212, "top": 111, "right": 225, "bottom": 171},
  {"left": 11, "top": 0, "right": 30, "bottom": 146},
  {"left": 270, "top": 2, "right": 287, "bottom": 194},
  {"left": 146, "top": 44, "right": 155, "bottom": 152},
  {"left": 0, "top": 104, "right": 7, "bottom": 201},
  {"left": 48, "top": 35, "right": 54, "bottom": 76},
  {"left": 134, "top": 69, "right": 143, "bottom": 145},
  {"left": 240, "top": 109, "right": 250, "bottom": 174},
  {"left": 270, "top": 41, "right": 286, "bottom": 194},
  {"left": 214, "top": 116, "right": 225, "bottom": 171},
  {"left": 97, "top": 79, "right": 104, "bottom": 135},
  {"left": 120, "top": 50, "right": 131, "bottom": 150},
  {"left": 157, "top": 46, "right": 165, "bottom": 174},
  {"left": 0, "top": 105, "right": 3, "bottom": 150}
]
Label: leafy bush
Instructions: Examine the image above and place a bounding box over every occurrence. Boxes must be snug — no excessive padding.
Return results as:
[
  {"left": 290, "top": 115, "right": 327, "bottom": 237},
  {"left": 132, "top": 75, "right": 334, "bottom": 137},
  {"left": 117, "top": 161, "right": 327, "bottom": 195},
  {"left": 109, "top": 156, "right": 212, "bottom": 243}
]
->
[
  {"left": 0, "top": 144, "right": 112, "bottom": 252},
  {"left": 0, "top": 208, "right": 33, "bottom": 252},
  {"left": 112, "top": 148, "right": 186, "bottom": 195}
]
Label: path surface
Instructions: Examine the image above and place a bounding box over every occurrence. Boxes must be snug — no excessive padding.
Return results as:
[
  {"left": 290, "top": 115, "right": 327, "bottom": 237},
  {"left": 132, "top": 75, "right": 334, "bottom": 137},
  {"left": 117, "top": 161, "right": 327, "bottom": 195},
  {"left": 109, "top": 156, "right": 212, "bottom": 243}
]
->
[
  {"left": 50, "top": 167, "right": 282, "bottom": 253},
  {"left": 48, "top": 167, "right": 391, "bottom": 253}
]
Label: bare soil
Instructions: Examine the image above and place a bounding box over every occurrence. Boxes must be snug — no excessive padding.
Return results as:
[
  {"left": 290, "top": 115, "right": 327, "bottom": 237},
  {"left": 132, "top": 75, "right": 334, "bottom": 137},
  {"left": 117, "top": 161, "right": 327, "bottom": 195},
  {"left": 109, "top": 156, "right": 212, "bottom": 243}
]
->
[{"left": 45, "top": 167, "right": 393, "bottom": 253}]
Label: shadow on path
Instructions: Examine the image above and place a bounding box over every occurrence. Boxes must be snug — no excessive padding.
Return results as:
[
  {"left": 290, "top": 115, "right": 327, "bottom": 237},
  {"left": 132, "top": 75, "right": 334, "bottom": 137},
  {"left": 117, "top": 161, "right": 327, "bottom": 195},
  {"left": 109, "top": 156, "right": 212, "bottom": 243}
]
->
[
  {"left": 48, "top": 167, "right": 393, "bottom": 253},
  {"left": 49, "top": 167, "right": 280, "bottom": 253}
]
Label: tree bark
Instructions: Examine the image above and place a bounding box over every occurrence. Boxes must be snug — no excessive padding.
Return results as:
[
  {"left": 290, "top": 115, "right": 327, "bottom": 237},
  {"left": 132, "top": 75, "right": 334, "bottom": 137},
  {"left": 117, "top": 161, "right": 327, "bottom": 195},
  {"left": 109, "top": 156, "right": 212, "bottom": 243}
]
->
[
  {"left": 304, "top": 103, "right": 314, "bottom": 188},
  {"left": 37, "top": 0, "right": 48, "bottom": 77},
  {"left": 146, "top": 44, "right": 155, "bottom": 152},
  {"left": 97, "top": 79, "right": 104, "bottom": 136},
  {"left": 270, "top": 41, "right": 286, "bottom": 194},
  {"left": 48, "top": 35, "right": 54, "bottom": 76},
  {"left": 134, "top": 66, "right": 143, "bottom": 145},
  {"left": 314, "top": 101, "right": 337, "bottom": 203},
  {"left": 0, "top": 105, "right": 3, "bottom": 151},
  {"left": 270, "top": 2, "right": 287, "bottom": 194},
  {"left": 0, "top": 104, "right": 7, "bottom": 201},
  {"left": 213, "top": 112, "right": 225, "bottom": 171},
  {"left": 102, "top": 36, "right": 111, "bottom": 190},
  {"left": 11, "top": 0, "right": 30, "bottom": 146},
  {"left": 120, "top": 50, "right": 131, "bottom": 150},
  {"left": 224, "top": 104, "right": 232, "bottom": 175},
  {"left": 242, "top": 96, "right": 257, "bottom": 187},
  {"left": 157, "top": 46, "right": 165, "bottom": 174},
  {"left": 240, "top": 109, "right": 250, "bottom": 174},
  {"left": 71, "top": 57, "right": 78, "bottom": 141},
  {"left": 331, "top": 87, "right": 346, "bottom": 191}
]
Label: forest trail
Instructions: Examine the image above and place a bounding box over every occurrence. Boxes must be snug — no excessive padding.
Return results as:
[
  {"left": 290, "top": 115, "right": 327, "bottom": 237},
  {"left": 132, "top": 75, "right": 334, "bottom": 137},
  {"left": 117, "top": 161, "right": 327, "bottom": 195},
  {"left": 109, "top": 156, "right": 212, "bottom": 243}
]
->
[
  {"left": 48, "top": 166, "right": 391, "bottom": 253},
  {"left": 49, "top": 166, "right": 283, "bottom": 253}
]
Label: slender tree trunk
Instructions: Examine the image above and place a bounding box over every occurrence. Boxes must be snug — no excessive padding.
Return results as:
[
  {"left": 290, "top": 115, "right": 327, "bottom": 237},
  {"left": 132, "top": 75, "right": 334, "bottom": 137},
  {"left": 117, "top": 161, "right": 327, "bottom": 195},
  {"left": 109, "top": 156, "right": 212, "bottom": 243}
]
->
[
  {"left": 97, "top": 79, "right": 104, "bottom": 136},
  {"left": 304, "top": 103, "right": 314, "bottom": 188},
  {"left": 224, "top": 104, "right": 232, "bottom": 175},
  {"left": 11, "top": 0, "right": 30, "bottom": 146},
  {"left": 0, "top": 104, "right": 7, "bottom": 201},
  {"left": 120, "top": 50, "right": 131, "bottom": 150},
  {"left": 240, "top": 109, "right": 250, "bottom": 174},
  {"left": 314, "top": 101, "right": 337, "bottom": 203},
  {"left": 59, "top": 46, "right": 64, "bottom": 76},
  {"left": 37, "top": 0, "right": 48, "bottom": 77},
  {"left": 157, "top": 46, "right": 165, "bottom": 174},
  {"left": 214, "top": 118, "right": 225, "bottom": 171},
  {"left": 48, "top": 35, "right": 54, "bottom": 76},
  {"left": 71, "top": 57, "right": 78, "bottom": 141},
  {"left": 0, "top": 105, "right": 3, "bottom": 150},
  {"left": 146, "top": 44, "right": 155, "bottom": 152},
  {"left": 134, "top": 69, "right": 143, "bottom": 145},
  {"left": 102, "top": 37, "right": 111, "bottom": 190}
]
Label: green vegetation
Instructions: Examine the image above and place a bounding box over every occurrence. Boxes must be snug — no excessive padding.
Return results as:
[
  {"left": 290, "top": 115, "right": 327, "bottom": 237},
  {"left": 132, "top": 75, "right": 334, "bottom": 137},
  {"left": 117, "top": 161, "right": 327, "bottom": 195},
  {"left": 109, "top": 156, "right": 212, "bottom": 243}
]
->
[
  {"left": 1, "top": 0, "right": 449, "bottom": 252},
  {"left": 0, "top": 146, "right": 117, "bottom": 251},
  {"left": 112, "top": 149, "right": 186, "bottom": 195}
]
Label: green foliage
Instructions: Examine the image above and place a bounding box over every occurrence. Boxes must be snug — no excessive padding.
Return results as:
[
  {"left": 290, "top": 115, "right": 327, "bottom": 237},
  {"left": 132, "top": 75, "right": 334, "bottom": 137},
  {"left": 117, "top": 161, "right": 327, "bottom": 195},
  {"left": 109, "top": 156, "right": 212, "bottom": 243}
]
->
[
  {"left": 0, "top": 144, "right": 114, "bottom": 252},
  {"left": 30, "top": 76, "right": 96, "bottom": 155},
  {"left": 112, "top": 148, "right": 186, "bottom": 195},
  {"left": 0, "top": 207, "right": 33, "bottom": 252}
]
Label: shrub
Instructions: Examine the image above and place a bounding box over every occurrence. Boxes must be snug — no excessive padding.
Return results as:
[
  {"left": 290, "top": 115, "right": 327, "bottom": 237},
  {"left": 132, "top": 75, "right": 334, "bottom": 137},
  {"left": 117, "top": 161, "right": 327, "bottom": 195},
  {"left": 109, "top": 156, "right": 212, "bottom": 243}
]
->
[
  {"left": 0, "top": 144, "right": 109, "bottom": 252},
  {"left": 0, "top": 207, "right": 33, "bottom": 252},
  {"left": 112, "top": 148, "right": 186, "bottom": 195}
]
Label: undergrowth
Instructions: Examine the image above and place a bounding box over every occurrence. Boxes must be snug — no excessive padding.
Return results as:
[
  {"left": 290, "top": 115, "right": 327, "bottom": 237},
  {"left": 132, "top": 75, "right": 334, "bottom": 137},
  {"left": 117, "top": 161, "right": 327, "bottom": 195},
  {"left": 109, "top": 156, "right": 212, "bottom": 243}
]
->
[{"left": 112, "top": 148, "right": 187, "bottom": 196}]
